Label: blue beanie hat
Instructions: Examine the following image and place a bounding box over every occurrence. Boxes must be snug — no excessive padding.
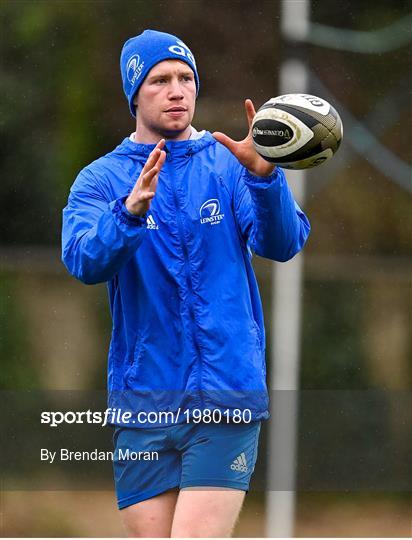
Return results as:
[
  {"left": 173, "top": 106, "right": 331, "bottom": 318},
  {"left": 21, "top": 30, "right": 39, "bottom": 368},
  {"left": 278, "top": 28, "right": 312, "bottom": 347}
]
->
[{"left": 120, "top": 29, "right": 199, "bottom": 118}]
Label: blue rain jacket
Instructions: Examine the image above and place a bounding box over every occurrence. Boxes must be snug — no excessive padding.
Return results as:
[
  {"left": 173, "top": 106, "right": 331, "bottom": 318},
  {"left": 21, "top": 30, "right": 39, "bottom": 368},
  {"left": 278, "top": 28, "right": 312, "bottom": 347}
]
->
[{"left": 62, "top": 131, "right": 310, "bottom": 426}]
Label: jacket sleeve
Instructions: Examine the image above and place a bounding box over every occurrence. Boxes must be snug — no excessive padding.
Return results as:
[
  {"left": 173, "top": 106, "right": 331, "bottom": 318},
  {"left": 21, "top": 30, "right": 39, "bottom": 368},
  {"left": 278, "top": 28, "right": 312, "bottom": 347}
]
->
[
  {"left": 234, "top": 166, "right": 310, "bottom": 262},
  {"left": 61, "top": 168, "right": 147, "bottom": 285}
]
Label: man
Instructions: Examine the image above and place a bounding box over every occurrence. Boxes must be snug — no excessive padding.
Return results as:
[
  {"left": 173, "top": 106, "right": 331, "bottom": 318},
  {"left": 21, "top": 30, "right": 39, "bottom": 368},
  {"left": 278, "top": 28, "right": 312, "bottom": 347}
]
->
[{"left": 62, "top": 29, "right": 310, "bottom": 537}]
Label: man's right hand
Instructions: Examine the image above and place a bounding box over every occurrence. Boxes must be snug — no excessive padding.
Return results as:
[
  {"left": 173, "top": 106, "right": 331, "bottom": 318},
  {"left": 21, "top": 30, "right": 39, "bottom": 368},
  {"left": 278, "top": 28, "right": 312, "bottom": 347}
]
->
[{"left": 125, "top": 139, "right": 166, "bottom": 216}]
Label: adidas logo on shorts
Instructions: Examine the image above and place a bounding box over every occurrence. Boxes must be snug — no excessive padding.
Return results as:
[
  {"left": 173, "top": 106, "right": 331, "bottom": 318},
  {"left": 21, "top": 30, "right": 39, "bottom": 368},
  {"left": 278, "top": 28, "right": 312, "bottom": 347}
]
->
[{"left": 230, "top": 452, "right": 248, "bottom": 473}]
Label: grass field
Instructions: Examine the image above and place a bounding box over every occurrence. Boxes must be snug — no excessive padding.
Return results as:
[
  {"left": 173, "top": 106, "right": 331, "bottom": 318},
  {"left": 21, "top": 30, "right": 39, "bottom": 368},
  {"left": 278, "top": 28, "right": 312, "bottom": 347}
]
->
[{"left": 1, "top": 491, "right": 411, "bottom": 537}]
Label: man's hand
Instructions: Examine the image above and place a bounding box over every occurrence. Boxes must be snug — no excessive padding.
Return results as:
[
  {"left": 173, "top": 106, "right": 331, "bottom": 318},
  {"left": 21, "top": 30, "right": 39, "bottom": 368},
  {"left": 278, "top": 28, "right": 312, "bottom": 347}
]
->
[
  {"left": 125, "top": 139, "right": 167, "bottom": 216},
  {"left": 213, "top": 99, "right": 276, "bottom": 177}
]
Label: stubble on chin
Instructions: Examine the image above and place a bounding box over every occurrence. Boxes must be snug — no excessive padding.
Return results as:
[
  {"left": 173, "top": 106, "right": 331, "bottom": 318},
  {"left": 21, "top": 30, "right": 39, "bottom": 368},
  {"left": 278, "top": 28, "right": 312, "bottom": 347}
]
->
[{"left": 153, "top": 120, "right": 192, "bottom": 141}]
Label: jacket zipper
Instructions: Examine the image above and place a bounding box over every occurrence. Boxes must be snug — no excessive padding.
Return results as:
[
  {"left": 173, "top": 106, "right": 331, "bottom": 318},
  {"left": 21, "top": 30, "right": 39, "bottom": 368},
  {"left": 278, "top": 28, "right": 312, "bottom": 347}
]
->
[{"left": 167, "top": 149, "right": 204, "bottom": 409}]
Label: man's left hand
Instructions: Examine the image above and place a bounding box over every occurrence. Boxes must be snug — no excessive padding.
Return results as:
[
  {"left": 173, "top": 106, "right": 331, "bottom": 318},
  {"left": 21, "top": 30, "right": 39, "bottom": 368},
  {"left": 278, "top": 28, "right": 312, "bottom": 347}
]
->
[{"left": 213, "top": 99, "right": 276, "bottom": 177}]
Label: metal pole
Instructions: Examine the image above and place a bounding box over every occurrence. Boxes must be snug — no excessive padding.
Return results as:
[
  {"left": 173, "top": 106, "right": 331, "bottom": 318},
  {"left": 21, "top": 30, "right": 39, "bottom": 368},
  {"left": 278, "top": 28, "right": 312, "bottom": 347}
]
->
[{"left": 265, "top": 1, "right": 309, "bottom": 537}]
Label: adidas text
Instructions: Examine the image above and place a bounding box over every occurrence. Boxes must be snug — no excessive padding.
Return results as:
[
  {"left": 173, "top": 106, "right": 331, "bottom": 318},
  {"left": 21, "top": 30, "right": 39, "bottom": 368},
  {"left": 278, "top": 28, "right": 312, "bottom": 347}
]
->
[
  {"left": 146, "top": 215, "right": 159, "bottom": 230},
  {"left": 230, "top": 452, "right": 248, "bottom": 473}
]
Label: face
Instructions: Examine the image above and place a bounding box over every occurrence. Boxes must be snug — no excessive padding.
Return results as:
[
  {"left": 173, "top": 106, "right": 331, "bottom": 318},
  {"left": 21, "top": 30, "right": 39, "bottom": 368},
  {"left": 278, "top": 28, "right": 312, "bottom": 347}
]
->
[{"left": 134, "top": 59, "right": 197, "bottom": 142}]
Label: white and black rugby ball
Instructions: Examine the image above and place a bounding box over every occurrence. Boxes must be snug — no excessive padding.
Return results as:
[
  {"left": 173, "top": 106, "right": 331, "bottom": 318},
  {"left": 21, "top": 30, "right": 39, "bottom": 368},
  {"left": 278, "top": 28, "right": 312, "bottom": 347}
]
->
[{"left": 252, "top": 94, "right": 343, "bottom": 169}]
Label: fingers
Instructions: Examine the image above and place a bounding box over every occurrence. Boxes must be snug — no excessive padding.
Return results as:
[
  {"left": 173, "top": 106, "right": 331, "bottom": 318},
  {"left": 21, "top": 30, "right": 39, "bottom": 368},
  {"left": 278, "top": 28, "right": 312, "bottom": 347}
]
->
[
  {"left": 140, "top": 148, "right": 166, "bottom": 192},
  {"left": 157, "top": 147, "right": 166, "bottom": 171},
  {"left": 140, "top": 167, "right": 159, "bottom": 189},
  {"left": 141, "top": 149, "right": 160, "bottom": 175},
  {"left": 213, "top": 99, "right": 257, "bottom": 153},
  {"left": 139, "top": 148, "right": 166, "bottom": 187},
  {"left": 147, "top": 145, "right": 166, "bottom": 177},
  {"left": 212, "top": 131, "right": 238, "bottom": 154},
  {"left": 149, "top": 149, "right": 166, "bottom": 190},
  {"left": 124, "top": 141, "right": 166, "bottom": 216},
  {"left": 141, "top": 139, "right": 166, "bottom": 174},
  {"left": 156, "top": 138, "right": 166, "bottom": 150},
  {"left": 138, "top": 191, "right": 156, "bottom": 202},
  {"left": 245, "top": 99, "right": 257, "bottom": 129}
]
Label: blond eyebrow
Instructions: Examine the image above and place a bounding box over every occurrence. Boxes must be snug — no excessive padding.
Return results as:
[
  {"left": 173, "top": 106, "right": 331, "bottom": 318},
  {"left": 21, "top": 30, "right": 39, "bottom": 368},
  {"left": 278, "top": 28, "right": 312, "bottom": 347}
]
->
[{"left": 147, "top": 71, "right": 193, "bottom": 81}]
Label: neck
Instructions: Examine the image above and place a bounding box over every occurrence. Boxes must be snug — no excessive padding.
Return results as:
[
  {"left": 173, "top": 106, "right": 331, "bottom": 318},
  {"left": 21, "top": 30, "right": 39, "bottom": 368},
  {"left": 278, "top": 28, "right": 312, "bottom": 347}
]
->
[{"left": 134, "top": 123, "right": 192, "bottom": 144}]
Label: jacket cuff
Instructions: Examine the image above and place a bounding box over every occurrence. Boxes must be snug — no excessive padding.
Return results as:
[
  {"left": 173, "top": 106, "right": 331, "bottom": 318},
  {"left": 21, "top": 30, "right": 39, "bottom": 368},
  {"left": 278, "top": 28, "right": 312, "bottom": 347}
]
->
[
  {"left": 243, "top": 167, "right": 280, "bottom": 186},
  {"left": 111, "top": 197, "right": 147, "bottom": 227}
]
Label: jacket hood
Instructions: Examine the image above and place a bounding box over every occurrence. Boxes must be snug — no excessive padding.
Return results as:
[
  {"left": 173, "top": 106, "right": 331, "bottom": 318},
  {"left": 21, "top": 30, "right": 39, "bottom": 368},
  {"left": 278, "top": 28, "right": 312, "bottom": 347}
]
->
[{"left": 112, "top": 130, "right": 216, "bottom": 159}]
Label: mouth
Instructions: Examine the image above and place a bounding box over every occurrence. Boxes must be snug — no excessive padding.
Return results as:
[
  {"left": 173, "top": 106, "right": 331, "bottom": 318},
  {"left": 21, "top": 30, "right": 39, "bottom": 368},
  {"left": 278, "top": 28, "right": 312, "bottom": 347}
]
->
[{"left": 164, "top": 107, "right": 187, "bottom": 113}]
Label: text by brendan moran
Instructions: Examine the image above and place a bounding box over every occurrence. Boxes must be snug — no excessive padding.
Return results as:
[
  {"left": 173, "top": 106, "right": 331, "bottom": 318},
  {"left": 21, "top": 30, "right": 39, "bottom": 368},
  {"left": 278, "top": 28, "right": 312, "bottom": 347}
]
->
[{"left": 40, "top": 448, "right": 159, "bottom": 464}]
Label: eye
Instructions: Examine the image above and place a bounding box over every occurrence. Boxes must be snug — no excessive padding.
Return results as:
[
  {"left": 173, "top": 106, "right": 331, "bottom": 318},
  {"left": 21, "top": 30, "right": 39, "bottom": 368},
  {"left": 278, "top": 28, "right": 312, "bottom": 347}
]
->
[{"left": 182, "top": 75, "right": 193, "bottom": 82}]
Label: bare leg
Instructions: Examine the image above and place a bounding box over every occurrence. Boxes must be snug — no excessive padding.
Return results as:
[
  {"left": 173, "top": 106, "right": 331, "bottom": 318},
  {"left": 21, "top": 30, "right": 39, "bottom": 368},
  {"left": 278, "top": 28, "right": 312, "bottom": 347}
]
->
[
  {"left": 171, "top": 487, "right": 246, "bottom": 538},
  {"left": 120, "top": 487, "right": 179, "bottom": 538}
]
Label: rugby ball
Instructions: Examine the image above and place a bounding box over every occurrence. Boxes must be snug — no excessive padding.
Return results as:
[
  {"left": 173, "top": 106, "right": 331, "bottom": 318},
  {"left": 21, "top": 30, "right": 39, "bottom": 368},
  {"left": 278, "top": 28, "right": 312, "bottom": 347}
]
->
[{"left": 252, "top": 94, "right": 343, "bottom": 169}]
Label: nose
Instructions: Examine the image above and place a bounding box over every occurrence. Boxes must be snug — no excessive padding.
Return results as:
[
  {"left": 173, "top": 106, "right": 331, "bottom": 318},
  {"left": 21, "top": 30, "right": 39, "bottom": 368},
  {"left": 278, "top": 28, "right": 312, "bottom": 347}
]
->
[{"left": 168, "top": 77, "right": 184, "bottom": 100}]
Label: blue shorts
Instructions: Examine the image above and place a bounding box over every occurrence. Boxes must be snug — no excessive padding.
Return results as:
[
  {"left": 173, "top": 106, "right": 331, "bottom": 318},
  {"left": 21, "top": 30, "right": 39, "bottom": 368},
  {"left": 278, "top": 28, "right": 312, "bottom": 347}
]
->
[{"left": 113, "top": 421, "right": 261, "bottom": 509}]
